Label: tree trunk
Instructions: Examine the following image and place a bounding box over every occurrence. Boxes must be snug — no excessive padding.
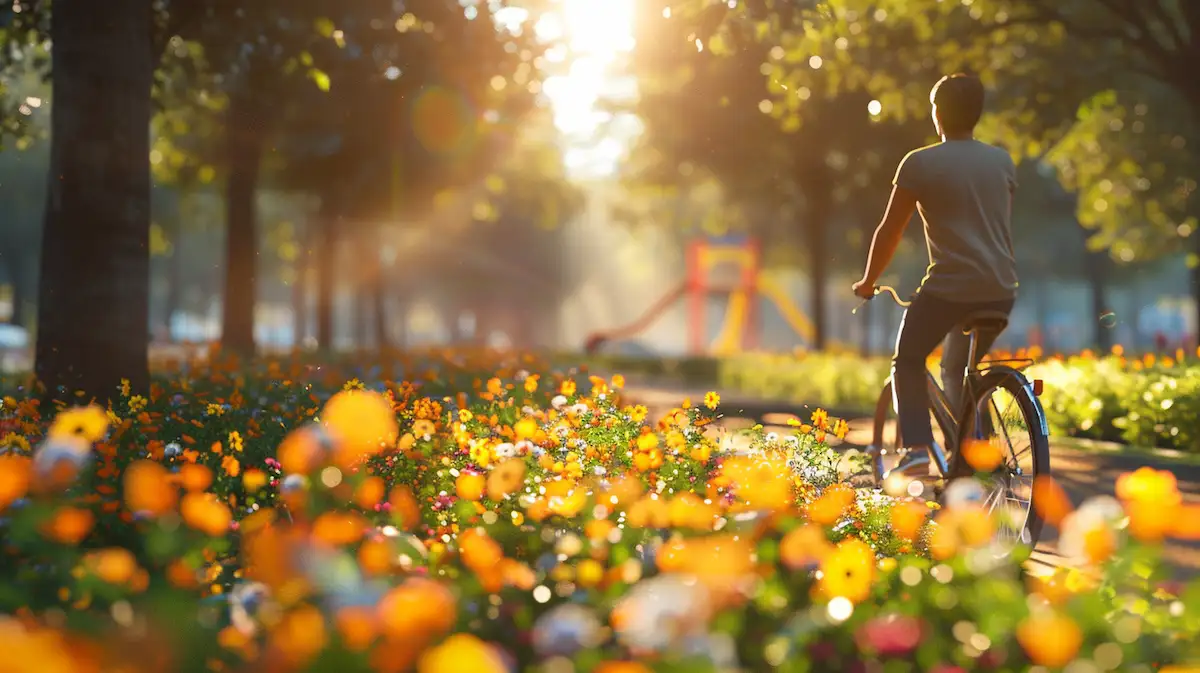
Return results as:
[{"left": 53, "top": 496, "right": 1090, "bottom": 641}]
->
[
  {"left": 292, "top": 260, "right": 309, "bottom": 349},
  {"left": 1083, "top": 249, "right": 1112, "bottom": 351},
  {"left": 315, "top": 198, "right": 338, "bottom": 351},
  {"left": 219, "top": 89, "right": 267, "bottom": 355},
  {"left": 35, "top": 0, "right": 153, "bottom": 402}
]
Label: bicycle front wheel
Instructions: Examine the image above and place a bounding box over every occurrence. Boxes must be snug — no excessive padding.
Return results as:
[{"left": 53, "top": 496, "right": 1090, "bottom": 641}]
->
[{"left": 955, "top": 367, "right": 1051, "bottom": 550}]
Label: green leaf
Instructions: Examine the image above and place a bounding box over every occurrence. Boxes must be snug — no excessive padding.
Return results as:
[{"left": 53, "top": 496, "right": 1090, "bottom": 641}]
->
[
  {"left": 309, "top": 69, "right": 331, "bottom": 92},
  {"left": 314, "top": 17, "right": 336, "bottom": 38}
]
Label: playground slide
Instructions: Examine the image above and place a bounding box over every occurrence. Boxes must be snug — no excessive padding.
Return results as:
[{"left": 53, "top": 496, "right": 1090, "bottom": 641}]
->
[
  {"left": 583, "top": 282, "right": 688, "bottom": 354},
  {"left": 756, "top": 276, "right": 816, "bottom": 343},
  {"left": 711, "top": 290, "right": 749, "bottom": 354}
]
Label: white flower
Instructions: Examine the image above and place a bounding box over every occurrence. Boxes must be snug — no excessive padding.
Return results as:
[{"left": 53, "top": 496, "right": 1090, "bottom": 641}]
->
[
  {"left": 1058, "top": 496, "right": 1124, "bottom": 562},
  {"left": 514, "top": 440, "right": 535, "bottom": 455},
  {"left": 613, "top": 575, "right": 712, "bottom": 652},
  {"left": 33, "top": 435, "right": 92, "bottom": 478},
  {"left": 493, "top": 442, "right": 517, "bottom": 459},
  {"left": 164, "top": 442, "right": 182, "bottom": 458},
  {"left": 551, "top": 395, "right": 568, "bottom": 409}
]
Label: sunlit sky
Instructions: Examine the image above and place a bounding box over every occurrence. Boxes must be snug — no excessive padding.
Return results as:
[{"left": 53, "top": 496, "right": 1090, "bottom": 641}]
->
[{"left": 497, "top": 0, "right": 639, "bottom": 178}]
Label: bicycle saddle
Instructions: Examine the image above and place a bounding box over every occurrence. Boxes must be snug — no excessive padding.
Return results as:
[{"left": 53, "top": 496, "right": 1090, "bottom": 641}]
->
[{"left": 960, "top": 310, "right": 1009, "bottom": 335}]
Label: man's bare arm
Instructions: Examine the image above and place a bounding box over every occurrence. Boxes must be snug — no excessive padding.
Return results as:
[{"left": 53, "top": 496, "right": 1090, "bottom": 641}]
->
[{"left": 859, "top": 185, "right": 918, "bottom": 285}]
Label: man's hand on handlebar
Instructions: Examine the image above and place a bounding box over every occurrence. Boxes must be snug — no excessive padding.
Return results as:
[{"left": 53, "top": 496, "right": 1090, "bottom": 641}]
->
[{"left": 851, "top": 279, "right": 876, "bottom": 300}]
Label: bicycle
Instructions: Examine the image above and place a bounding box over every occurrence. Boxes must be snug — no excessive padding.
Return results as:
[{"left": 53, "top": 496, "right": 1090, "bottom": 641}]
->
[{"left": 857, "top": 286, "right": 1051, "bottom": 551}]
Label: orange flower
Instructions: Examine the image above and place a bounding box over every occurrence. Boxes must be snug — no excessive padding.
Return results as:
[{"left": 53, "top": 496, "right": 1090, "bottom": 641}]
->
[
  {"left": 42, "top": 506, "right": 95, "bottom": 545},
  {"left": 335, "top": 606, "right": 379, "bottom": 652},
  {"left": 389, "top": 485, "right": 422, "bottom": 530},
  {"left": 595, "top": 663, "right": 652, "bottom": 673},
  {"left": 0, "top": 454, "right": 32, "bottom": 512},
  {"left": 1032, "top": 476, "right": 1073, "bottom": 527},
  {"left": 277, "top": 425, "right": 332, "bottom": 474},
  {"left": 123, "top": 460, "right": 177, "bottom": 516},
  {"left": 312, "top": 511, "right": 368, "bottom": 547},
  {"left": 1116, "top": 467, "right": 1182, "bottom": 542},
  {"left": 181, "top": 492, "right": 232, "bottom": 537},
  {"left": 961, "top": 439, "right": 1004, "bottom": 472},
  {"left": 221, "top": 454, "right": 240, "bottom": 478},
  {"left": 890, "top": 500, "right": 930, "bottom": 541},
  {"left": 354, "top": 476, "right": 387, "bottom": 510},
  {"left": 82, "top": 547, "right": 139, "bottom": 585},
  {"left": 808, "top": 484, "right": 856, "bottom": 526},
  {"left": 321, "top": 390, "right": 400, "bottom": 462},
  {"left": 455, "top": 472, "right": 486, "bottom": 502},
  {"left": 179, "top": 463, "right": 213, "bottom": 492},
  {"left": 780, "top": 525, "right": 832, "bottom": 570},
  {"left": 1016, "top": 612, "right": 1083, "bottom": 668},
  {"left": 269, "top": 605, "right": 328, "bottom": 668},
  {"left": 377, "top": 578, "right": 457, "bottom": 643},
  {"left": 486, "top": 459, "right": 526, "bottom": 501},
  {"left": 243, "top": 469, "right": 268, "bottom": 492}
]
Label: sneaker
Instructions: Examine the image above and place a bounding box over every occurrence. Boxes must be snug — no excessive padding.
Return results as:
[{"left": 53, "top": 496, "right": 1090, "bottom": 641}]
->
[{"left": 884, "top": 447, "right": 932, "bottom": 480}]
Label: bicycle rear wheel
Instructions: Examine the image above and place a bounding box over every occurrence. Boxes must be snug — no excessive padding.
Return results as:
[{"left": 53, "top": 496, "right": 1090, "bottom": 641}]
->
[
  {"left": 955, "top": 367, "right": 1051, "bottom": 549},
  {"left": 866, "top": 379, "right": 950, "bottom": 495}
]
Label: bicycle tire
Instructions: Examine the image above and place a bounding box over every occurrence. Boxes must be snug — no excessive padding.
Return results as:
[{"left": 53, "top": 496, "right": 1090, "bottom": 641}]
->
[{"left": 953, "top": 366, "right": 1051, "bottom": 549}]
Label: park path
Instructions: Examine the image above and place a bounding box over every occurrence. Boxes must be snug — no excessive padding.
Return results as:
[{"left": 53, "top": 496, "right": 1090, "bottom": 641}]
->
[{"left": 620, "top": 380, "right": 1200, "bottom": 578}]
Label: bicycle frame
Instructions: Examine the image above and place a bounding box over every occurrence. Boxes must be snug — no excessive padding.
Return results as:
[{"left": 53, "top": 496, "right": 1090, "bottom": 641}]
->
[{"left": 919, "top": 328, "right": 989, "bottom": 478}]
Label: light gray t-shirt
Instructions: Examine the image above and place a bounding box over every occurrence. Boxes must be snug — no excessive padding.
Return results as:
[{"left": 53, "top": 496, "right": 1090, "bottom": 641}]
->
[{"left": 894, "top": 139, "right": 1019, "bottom": 302}]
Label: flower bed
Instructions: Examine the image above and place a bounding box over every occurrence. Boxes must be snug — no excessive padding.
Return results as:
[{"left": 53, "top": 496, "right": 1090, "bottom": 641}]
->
[
  {"left": 590, "top": 348, "right": 1200, "bottom": 452},
  {"left": 0, "top": 350, "right": 1198, "bottom": 672}
]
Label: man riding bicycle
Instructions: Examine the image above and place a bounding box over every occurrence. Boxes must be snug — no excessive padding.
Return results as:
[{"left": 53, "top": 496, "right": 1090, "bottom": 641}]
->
[{"left": 851, "top": 73, "right": 1019, "bottom": 479}]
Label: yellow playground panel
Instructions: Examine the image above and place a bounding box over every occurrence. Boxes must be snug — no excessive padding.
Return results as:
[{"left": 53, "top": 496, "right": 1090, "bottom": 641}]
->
[{"left": 689, "top": 237, "right": 816, "bottom": 354}]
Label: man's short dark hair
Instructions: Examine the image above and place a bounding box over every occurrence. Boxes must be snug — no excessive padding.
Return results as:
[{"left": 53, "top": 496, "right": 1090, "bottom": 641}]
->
[{"left": 930, "top": 73, "right": 985, "bottom": 134}]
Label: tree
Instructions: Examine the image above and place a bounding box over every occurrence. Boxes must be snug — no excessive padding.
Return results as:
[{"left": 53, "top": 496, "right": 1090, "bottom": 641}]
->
[
  {"left": 273, "top": 0, "right": 547, "bottom": 351},
  {"left": 749, "top": 0, "right": 1200, "bottom": 334},
  {"left": 626, "top": 1, "right": 929, "bottom": 348},
  {"left": 33, "top": 0, "right": 155, "bottom": 399}
]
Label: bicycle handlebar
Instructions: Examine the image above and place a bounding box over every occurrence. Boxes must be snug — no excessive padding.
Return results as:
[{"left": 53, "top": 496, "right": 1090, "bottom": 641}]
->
[{"left": 852, "top": 285, "right": 911, "bottom": 314}]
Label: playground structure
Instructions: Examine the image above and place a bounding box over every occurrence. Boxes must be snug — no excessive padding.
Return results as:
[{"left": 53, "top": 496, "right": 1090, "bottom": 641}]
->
[{"left": 584, "top": 236, "right": 816, "bottom": 355}]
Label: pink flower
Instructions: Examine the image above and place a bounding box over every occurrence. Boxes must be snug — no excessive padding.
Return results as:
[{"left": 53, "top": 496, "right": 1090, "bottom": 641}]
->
[{"left": 856, "top": 614, "right": 923, "bottom": 657}]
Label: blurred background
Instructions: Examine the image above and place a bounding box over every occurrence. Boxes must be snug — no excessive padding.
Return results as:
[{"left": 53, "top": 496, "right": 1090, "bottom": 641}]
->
[{"left": 1, "top": 0, "right": 1196, "bottom": 373}]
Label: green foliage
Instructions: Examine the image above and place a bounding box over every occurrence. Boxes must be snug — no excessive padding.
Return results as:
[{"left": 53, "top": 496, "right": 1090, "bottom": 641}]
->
[{"left": 746, "top": 0, "right": 1200, "bottom": 266}]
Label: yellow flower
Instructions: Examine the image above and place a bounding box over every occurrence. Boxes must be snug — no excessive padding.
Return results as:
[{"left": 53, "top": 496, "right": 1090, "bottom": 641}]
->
[
  {"left": 206, "top": 403, "right": 225, "bottom": 417},
  {"left": 48, "top": 405, "right": 109, "bottom": 443},
  {"left": 560, "top": 380, "right": 577, "bottom": 397},
  {"left": 1016, "top": 612, "right": 1082, "bottom": 668},
  {"left": 818, "top": 538, "right": 876, "bottom": 604},
  {"left": 628, "top": 405, "right": 648, "bottom": 423},
  {"left": 458, "top": 409, "right": 473, "bottom": 423},
  {"left": 610, "top": 374, "right": 625, "bottom": 389},
  {"left": 119, "top": 378, "right": 131, "bottom": 397},
  {"left": 0, "top": 432, "right": 31, "bottom": 454},
  {"left": 524, "top": 374, "right": 540, "bottom": 394},
  {"left": 417, "top": 634, "right": 505, "bottom": 673},
  {"left": 228, "top": 430, "right": 244, "bottom": 453},
  {"left": 127, "top": 395, "right": 147, "bottom": 413},
  {"left": 704, "top": 391, "right": 720, "bottom": 410},
  {"left": 343, "top": 378, "right": 365, "bottom": 391}
]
